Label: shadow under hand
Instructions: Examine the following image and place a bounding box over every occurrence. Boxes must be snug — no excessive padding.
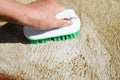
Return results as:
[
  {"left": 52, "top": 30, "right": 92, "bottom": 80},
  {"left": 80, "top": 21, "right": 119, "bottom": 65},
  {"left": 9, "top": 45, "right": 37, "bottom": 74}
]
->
[{"left": 0, "top": 23, "right": 28, "bottom": 44}]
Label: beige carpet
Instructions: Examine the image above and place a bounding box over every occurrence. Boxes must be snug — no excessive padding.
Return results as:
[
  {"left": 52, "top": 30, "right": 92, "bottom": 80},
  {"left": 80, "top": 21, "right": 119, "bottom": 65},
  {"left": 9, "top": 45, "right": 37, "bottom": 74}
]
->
[{"left": 0, "top": 0, "right": 120, "bottom": 80}]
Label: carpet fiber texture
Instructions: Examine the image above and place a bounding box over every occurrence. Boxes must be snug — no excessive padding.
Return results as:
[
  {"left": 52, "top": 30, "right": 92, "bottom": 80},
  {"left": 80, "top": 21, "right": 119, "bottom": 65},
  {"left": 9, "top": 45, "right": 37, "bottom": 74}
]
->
[{"left": 0, "top": 0, "right": 120, "bottom": 80}]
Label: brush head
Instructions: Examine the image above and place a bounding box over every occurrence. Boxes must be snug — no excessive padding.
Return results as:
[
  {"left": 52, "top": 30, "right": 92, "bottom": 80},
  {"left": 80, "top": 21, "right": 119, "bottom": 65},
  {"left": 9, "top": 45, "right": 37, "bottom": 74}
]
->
[
  {"left": 23, "top": 9, "right": 81, "bottom": 44},
  {"left": 28, "top": 30, "right": 80, "bottom": 44}
]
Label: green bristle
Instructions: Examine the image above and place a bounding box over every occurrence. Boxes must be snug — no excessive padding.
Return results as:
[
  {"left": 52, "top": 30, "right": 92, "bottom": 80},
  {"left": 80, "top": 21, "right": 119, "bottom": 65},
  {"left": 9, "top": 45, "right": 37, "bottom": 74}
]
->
[
  {"left": 29, "top": 30, "right": 80, "bottom": 44},
  {"left": 66, "top": 35, "right": 69, "bottom": 40},
  {"left": 61, "top": 36, "right": 65, "bottom": 40},
  {"left": 53, "top": 37, "right": 57, "bottom": 41},
  {"left": 57, "top": 37, "right": 61, "bottom": 41},
  {"left": 55, "top": 37, "right": 59, "bottom": 41},
  {"left": 38, "top": 40, "right": 42, "bottom": 43},
  {"left": 69, "top": 35, "right": 72, "bottom": 39},
  {"left": 70, "top": 35, "right": 74, "bottom": 39},
  {"left": 30, "top": 40, "right": 38, "bottom": 44},
  {"left": 41, "top": 39, "right": 45, "bottom": 43},
  {"left": 67, "top": 35, "right": 70, "bottom": 39},
  {"left": 75, "top": 33, "right": 77, "bottom": 37},
  {"left": 41, "top": 39, "right": 47, "bottom": 43},
  {"left": 48, "top": 38, "right": 51, "bottom": 41},
  {"left": 72, "top": 34, "right": 76, "bottom": 38}
]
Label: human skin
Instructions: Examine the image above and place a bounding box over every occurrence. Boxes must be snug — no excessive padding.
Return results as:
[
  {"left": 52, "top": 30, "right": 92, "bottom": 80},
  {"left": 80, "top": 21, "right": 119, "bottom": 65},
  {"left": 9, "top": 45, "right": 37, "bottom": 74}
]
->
[{"left": 0, "top": 0, "right": 72, "bottom": 30}]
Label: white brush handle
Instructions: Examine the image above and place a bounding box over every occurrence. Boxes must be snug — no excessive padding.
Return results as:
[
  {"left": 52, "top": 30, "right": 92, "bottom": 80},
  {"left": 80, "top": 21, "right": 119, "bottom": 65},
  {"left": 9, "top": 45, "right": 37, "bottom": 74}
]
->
[{"left": 56, "top": 9, "right": 77, "bottom": 19}]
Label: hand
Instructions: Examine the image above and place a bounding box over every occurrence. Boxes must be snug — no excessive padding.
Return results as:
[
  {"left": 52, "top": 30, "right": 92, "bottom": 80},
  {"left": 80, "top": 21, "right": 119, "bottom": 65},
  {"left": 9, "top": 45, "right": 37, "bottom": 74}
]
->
[{"left": 22, "top": 0, "right": 72, "bottom": 30}]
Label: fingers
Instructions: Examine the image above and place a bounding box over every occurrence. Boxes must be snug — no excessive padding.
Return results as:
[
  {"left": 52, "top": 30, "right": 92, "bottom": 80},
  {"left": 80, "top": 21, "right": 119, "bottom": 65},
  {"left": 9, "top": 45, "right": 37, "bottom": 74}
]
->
[
  {"left": 52, "top": 19, "right": 73, "bottom": 28},
  {"left": 53, "top": 0, "right": 65, "bottom": 14},
  {"left": 55, "top": 5, "right": 65, "bottom": 13}
]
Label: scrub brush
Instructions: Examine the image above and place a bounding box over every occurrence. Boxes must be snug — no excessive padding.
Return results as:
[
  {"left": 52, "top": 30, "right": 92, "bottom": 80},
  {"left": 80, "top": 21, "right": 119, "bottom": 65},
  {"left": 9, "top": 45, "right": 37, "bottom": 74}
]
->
[{"left": 23, "top": 9, "right": 81, "bottom": 44}]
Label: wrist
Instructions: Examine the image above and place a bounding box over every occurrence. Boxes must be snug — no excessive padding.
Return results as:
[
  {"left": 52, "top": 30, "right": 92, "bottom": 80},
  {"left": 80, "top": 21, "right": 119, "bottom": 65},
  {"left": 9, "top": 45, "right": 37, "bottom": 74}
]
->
[
  {"left": 12, "top": 3, "right": 29, "bottom": 25},
  {"left": 8, "top": 2, "right": 29, "bottom": 24},
  {"left": 0, "top": 0, "right": 28, "bottom": 25}
]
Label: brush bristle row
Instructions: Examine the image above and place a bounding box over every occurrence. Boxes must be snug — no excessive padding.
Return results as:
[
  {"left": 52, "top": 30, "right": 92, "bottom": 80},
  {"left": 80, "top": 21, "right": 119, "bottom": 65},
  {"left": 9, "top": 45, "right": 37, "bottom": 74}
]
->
[{"left": 29, "top": 30, "right": 80, "bottom": 44}]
